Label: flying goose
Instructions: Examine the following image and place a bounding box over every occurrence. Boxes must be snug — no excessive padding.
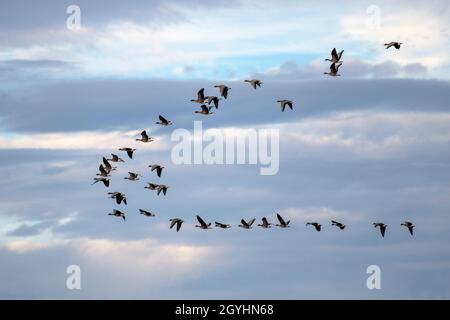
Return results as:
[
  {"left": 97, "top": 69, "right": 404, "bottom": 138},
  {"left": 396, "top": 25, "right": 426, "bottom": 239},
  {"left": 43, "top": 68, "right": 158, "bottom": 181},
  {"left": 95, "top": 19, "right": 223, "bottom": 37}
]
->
[
  {"left": 156, "top": 184, "right": 169, "bottom": 196},
  {"left": 108, "top": 209, "right": 126, "bottom": 221},
  {"left": 204, "top": 96, "right": 221, "bottom": 109},
  {"left": 144, "top": 183, "right": 159, "bottom": 190},
  {"left": 108, "top": 192, "right": 127, "bottom": 205},
  {"left": 400, "top": 221, "right": 415, "bottom": 236},
  {"left": 156, "top": 115, "right": 172, "bottom": 126},
  {"left": 306, "top": 222, "right": 321, "bottom": 232},
  {"left": 384, "top": 41, "right": 402, "bottom": 49},
  {"left": 136, "top": 130, "right": 153, "bottom": 143},
  {"left": 277, "top": 100, "right": 293, "bottom": 112},
  {"left": 245, "top": 79, "right": 263, "bottom": 89},
  {"left": 214, "top": 85, "right": 230, "bottom": 99},
  {"left": 170, "top": 218, "right": 184, "bottom": 232},
  {"left": 331, "top": 220, "right": 346, "bottom": 230},
  {"left": 91, "top": 177, "right": 110, "bottom": 187},
  {"left": 195, "top": 104, "right": 214, "bottom": 115},
  {"left": 191, "top": 88, "right": 206, "bottom": 103},
  {"left": 257, "top": 217, "right": 272, "bottom": 228},
  {"left": 118, "top": 147, "right": 136, "bottom": 159},
  {"left": 215, "top": 222, "right": 231, "bottom": 229},
  {"left": 276, "top": 213, "right": 290, "bottom": 228},
  {"left": 324, "top": 62, "right": 342, "bottom": 77},
  {"left": 238, "top": 218, "right": 256, "bottom": 229},
  {"left": 124, "top": 172, "right": 140, "bottom": 181},
  {"left": 149, "top": 164, "right": 164, "bottom": 178},
  {"left": 373, "top": 223, "right": 387, "bottom": 237},
  {"left": 102, "top": 157, "right": 116, "bottom": 173},
  {"left": 108, "top": 153, "right": 125, "bottom": 163},
  {"left": 325, "top": 48, "right": 344, "bottom": 63},
  {"left": 139, "top": 209, "right": 156, "bottom": 217},
  {"left": 196, "top": 215, "right": 212, "bottom": 229},
  {"left": 96, "top": 164, "right": 110, "bottom": 177}
]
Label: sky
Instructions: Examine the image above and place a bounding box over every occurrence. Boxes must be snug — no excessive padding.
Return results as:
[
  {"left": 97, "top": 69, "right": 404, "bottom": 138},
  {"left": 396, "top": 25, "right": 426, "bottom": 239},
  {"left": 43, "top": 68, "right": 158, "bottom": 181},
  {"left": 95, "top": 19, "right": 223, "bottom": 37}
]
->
[{"left": 1, "top": 0, "right": 450, "bottom": 299}]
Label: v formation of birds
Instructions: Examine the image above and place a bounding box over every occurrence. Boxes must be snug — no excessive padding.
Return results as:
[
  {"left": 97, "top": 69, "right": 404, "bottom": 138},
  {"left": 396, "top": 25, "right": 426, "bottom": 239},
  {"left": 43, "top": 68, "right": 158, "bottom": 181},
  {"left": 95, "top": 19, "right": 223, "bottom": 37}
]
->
[{"left": 93, "top": 42, "right": 414, "bottom": 238}]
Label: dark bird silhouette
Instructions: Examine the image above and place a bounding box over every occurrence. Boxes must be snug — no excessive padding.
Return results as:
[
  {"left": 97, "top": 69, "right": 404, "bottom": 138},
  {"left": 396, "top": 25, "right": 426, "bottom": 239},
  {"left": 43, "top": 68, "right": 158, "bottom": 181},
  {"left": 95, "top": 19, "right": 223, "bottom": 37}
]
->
[
  {"left": 325, "top": 48, "right": 344, "bottom": 63},
  {"left": 119, "top": 147, "right": 136, "bottom": 159},
  {"left": 191, "top": 88, "right": 206, "bottom": 103},
  {"left": 196, "top": 215, "right": 212, "bottom": 229},
  {"left": 277, "top": 100, "right": 293, "bottom": 112},
  {"left": 96, "top": 164, "right": 110, "bottom": 177},
  {"left": 306, "top": 222, "right": 321, "bottom": 232},
  {"left": 102, "top": 157, "right": 116, "bottom": 173},
  {"left": 331, "top": 220, "right": 346, "bottom": 230},
  {"left": 136, "top": 130, "right": 153, "bottom": 143},
  {"left": 108, "top": 153, "right": 125, "bottom": 163},
  {"left": 92, "top": 177, "right": 110, "bottom": 187},
  {"left": 108, "top": 209, "right": 126, "bottom": 221},
  {"left": 276, "top": 213, "right": 290, "bottom": 228},
  {"left": 401, "top": 221, "right": 415, "bottom": 236},
  {"left": 204, "top": 96, "right": 221, "bottom": 109},
  {"left": 384, "top": 41, "right": 402, "bottom": 49},
  {"left": 324, "top": 62, "right": 342, "bottom": 76},
  {"left": 144, "top": 183, "right": 159, "bottom": 190},
  {"left": 156, "top": 184, "right": 168, "bottom": 196},
  {"left": 156, "top": 115, "right": 172, "bottom": 126},
  {"left": 170, "top": 218, "right": 184, "bottom": 232},
  {"left": 195, "top": 104, "right": 214, "bottom": 115},
  {"left": 124, "top": 172, "right": 140, "bottom": 181},
  {"left": 139, "top": 209, "right": 156, "bottom": 217},
  {"left": 244, "top": 79, "right": 263, "bottom": 89},
  {"left": 258, "top": 217, "right": 272, "bottom": 228},
  {"left": 108, "top": 192, "right": 127, "bottom": 205},
  {"left": 149, "top": 164, "right": 164, "bottom": 178},
  {"left": 373, "top": 223, "right": 387, "bottom": 237},
  {"left": 215, "top": 221, "right": 231, "bottom": 229},
  {"left": 214, "top": 85, "right": 230, "bottom": 99},
  {"left": 238, "top": 218, "right": 256, "bottom": 229}
]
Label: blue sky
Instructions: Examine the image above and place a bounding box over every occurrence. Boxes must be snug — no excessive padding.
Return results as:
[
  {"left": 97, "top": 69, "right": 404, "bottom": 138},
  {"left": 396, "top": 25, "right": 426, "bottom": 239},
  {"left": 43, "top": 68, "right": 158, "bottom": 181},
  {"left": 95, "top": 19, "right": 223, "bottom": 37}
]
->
[{"left": 1, "top": 0, "right": 450, "bottom": 299}]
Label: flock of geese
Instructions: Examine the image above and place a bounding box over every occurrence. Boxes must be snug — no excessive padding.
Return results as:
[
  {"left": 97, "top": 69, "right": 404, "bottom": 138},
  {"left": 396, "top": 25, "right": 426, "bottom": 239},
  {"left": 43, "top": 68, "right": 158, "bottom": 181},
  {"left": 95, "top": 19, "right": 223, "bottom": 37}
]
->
[{"left": 92, "top": 41, "right": 415, "bottom": 238}]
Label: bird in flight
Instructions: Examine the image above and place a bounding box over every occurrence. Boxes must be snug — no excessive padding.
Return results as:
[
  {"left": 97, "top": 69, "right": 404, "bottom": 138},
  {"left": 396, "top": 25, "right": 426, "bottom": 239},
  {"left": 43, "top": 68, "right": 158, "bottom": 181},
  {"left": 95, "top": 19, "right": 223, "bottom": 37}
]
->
[
  {"left": 96, "top": 164, "right": 110, "bottom": 177},
  {"left": 102, "top": 157, "right": 116, "bottom": 173},
  {"left": 324, "top": 62, "right": 342, "bottom": 77},
  {"left": 170, "top": 218, "right": 184, "bottom": 232},
  {"left": 92, "top": 177, "right": 110, "bottom": 187},
  {"left": 239, "top": 218, "right": 256, "bottom": 229},
  {"left": 258, "top": 217, "right": 272, "bottom": 228},
  {"left": 108, "top": 192, "right": 127, "bottom": 205},
  {"left": 384, "top": 41, "right": 402, "bottom": 49},
  {"left": 331, "top": 220, "right": 346, "bottom": 230},
  {"left": 244, "top": 79, "right": 263, "bottom": 89},
  {"left": 139, "top": 209, "right": 156, "bottom": 217},
  {"left": 124, "top": 172, "right": 140, "bottom": 181},
  {"left": 373, "top": 223, "right": 387, "bottom": 237},
  {"left": 204, "top": 96, "right": 221, "bottom": 109},
  {"left": 196, "top": 215, "right": 212, "bottom": 229},
  {"left": 107, "top": 153, "right": 125, "bottom": 163},
  {"left": 400, "top": 221, "right": 415, "bottom": 236},
  {"left": 136, "top": 130, "right": 153, "bottom": 143},
  {"left": 276, "top": 213, "right": 290, "bottom": 228},
  {"left": 306, "top": 222, "right": 322, "bottom": 232},
  {"left": 277, "top": 100, "right": 293, "bottom": 112},
  {"left": 156, "top": 115, "right": 172, "bottom": 126},
  {"left": 325, "top": 48, "right": 344, "bottom": 63},
  {"left": 144, "top": 183, "right": 159, "bottom": 190},
  {"left": 108, "top": 209, "right": 126, "bottom": 221},
  {"left": 195, "top": 104, "right": 214, "bottom": 115},
  {"left": 149, "top": 164, "right": 164, "bottom": 178},
  {"left": 191, "top": 88, "right": 206, "bottom": 104},
  {"left": 118, "top": 147, "right": 136, "bottom": 159},
  {"left": 215, "top": 222, "right": 231, "bottom": 229},
  {"left": 214, "top": 85, "right": 230, "bottom": 99},
  {"left": 156, "top": 184, "right": 169, "bottom": 196}
]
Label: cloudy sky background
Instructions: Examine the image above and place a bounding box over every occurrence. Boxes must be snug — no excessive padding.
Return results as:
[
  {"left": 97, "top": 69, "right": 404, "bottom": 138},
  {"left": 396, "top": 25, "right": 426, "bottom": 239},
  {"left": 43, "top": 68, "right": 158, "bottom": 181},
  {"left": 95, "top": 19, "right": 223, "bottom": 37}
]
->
[{"left": 1, "top": 0, "right": 450, "bottom": 299}]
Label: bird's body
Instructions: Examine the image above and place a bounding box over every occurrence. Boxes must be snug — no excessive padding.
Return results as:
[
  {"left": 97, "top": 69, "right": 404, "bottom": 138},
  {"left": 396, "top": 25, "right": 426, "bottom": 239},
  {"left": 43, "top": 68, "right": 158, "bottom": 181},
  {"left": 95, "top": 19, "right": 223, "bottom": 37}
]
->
[
  {"left": 306, "top": 222, "right": 321, "bottom": 232},
  {"left": 324, "top": 62, "right": 342, "bottom": 77},
  {"left": 139, "top": 209, "right": 156, "bottom": 217},
  {"left": 136, "top": 130, "right": 153, "bottom": 143},
  {"left": 96, "top": 164, "right": 110, "bottom": 177},
  {"left": 195, "top": 104, "right": 214, "bottom": 115},
  {"left": 331, "top": 220, "right": 346, "bottom": 230},
  {"left": 108, "top": 153, "right": 124, "bottom": 163},
  {"left": 124, "top": 172, "right": 140, "bottom": 181},
  {"left": 191, "top": 88, "right": 206, "bottom": 103},
  {"left": 119, "top": 148, "right": 136, "bottom": 159},
  {"left": 276, "top": 213, "right": 290, "bottom": 228},
  {"left": 108, "top": 209, "right": 126, "bottom": 221},
  {"left": 214, "top": 85, "right": 230, "bottom": 99},
  {"left": 92, "top": 177, "right": 110, "bottom": 187},
  {"left": 238, "top": 218, "right": 256, "bottom": 229},
  {"left": 196, "top": 215, "right": 212, "bottom": 229},
  {"left": 102, "top": 157, "right": 116, "bottom": 173},
  {"left": 325, "top": 48, "right": 344, "bottom": 63},
  {"left": 215, "top": 222, "right": 231, "bottom": 229},
  {"left": 277, "top": 100, "right": 293, "bottom": 112},
  {"left": 149, "top": 164, "right": 164, "bottom": 178},
  {"left": 170, "top": 218, "right": 184, "bottom": 232},
  {"left": 156, "top": 115, "right": 172, "bottom": 126},
  {"left": 373, "top": 223, "right": 387, "bottom": 237},
  {"left": 204, "top": 96, "right": 221, "bottom": 109},
  {"left": 401, "top": 221, "right": 415, "bottom": 236},
  {"left": 258, "top": 217, "right": 272, "bottom": 228},
  {"left": 384, "top": 41, "right": 402, "bottom": 49},
  {"left": 144, "top": 183, "right": 159, "bottom": 190},
  {"left": 108, "top": 192, "right": 127, "bottom": 205},
  {"left": 156, "top": 184, "right": 168, "bottom": 196},
  {"left": 245, "top": 79, "right": 263, "bottom": 89}
]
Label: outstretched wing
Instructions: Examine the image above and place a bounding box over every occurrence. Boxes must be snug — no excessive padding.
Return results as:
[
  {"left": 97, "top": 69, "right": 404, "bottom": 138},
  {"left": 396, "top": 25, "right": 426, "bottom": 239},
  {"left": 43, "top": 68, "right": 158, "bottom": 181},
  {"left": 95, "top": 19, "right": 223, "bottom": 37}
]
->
[
  {"left": 156, "top": 167, "right": 162, "bottom": 177},
  {"left": 247, "top": 218, "right": 256, "bottom": 227},
  {"left": 331, "top": 48, "right": 338, "bottom": 60},
  {"left": 196, "top": 215, "right": 207, "bottom": 228},
  {"left": 197, "top": 88, "right": 205, "bottom": 100},
  {"left": 127, "top": 150, "right": 134, "bottom": 159},
  {"left": 159, "top": 115, "right": 168, "bottom": 124},
  {"left": 277, "top": 213, "right": 286, "bottom": 225}
]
